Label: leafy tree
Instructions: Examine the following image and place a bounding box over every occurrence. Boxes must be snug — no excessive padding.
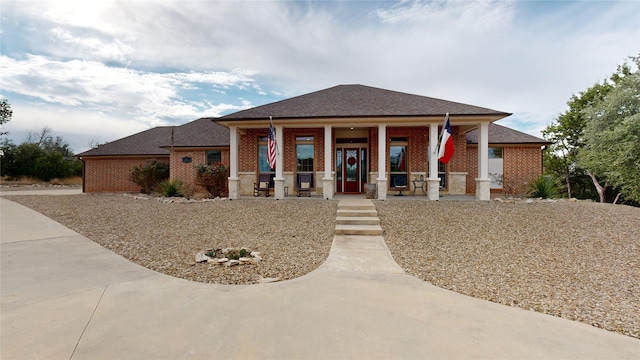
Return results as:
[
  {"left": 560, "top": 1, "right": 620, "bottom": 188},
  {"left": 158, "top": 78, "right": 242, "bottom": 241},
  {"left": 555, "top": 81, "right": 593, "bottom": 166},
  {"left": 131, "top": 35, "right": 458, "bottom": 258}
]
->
[
  {"left": 580, "top": 57, "right": 640, "bottom": 204},
  {"left": 0, "top": 98, "right": 11, "bottom": 136},
  {"left": 543, "top": 55, "right": 636, "bottom": 202},
  {"left": 0, "top": 127, "right": 82, "bottom": 181}
]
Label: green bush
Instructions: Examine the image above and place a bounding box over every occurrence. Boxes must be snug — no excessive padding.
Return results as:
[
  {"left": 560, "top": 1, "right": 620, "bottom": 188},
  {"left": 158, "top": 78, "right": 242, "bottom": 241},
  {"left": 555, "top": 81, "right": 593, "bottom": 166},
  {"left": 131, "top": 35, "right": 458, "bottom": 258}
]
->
[
  {"left": 528, "top": 175, "right": 561, "bottom": 199},
  {"left": 129, "top": 160, "right": 169, "bottom": 194},
  {"left": 195, "top": 163, "right": 228, "bottom": 198},
  {"left": 156, "top": 179, "right": 186, "bottom": 197}
]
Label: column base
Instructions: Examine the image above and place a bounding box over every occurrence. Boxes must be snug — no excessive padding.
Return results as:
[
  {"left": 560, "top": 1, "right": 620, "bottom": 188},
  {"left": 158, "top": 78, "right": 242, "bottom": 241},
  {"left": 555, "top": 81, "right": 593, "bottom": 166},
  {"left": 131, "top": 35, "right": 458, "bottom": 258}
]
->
[
  {"left": 274, "top": 178, "right": 285, "bottom": 199},
  {"left": 475, "top": 178, "right": 491, "bottom": 201},
  {"left": 377, "top": 178, "right": 388, "bottom": 200},
  {"left": 322, "top": 177, "right": 334, "bottom": 200},
  {"left": 228, "top": 177, "right": 239, "bottom": 199},
  {"left": 426, "top": 178, "right": 440, "bottom": 201}
]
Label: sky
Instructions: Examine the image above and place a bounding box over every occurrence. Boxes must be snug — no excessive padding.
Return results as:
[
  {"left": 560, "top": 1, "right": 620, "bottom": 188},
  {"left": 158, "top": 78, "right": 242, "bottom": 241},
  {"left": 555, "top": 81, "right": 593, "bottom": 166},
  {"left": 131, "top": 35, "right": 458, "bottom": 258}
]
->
[{"left": 1, "top": 0, "right": 639, "bottom": 153}]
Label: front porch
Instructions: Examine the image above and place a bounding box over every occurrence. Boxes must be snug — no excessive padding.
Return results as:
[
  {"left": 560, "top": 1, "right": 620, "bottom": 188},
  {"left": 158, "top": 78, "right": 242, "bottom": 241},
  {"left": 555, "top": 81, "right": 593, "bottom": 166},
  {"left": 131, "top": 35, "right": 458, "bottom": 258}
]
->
[{"left": 225, "top": 122, "right": 493, "bottom": 201}]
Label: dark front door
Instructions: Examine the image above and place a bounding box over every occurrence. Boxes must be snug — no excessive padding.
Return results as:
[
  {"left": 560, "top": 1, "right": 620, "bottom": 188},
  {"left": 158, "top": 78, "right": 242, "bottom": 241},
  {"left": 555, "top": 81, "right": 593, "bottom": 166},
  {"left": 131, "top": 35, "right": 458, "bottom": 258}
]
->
[{"left": 344, "top": 148, "right": 360, "bottom": 193}]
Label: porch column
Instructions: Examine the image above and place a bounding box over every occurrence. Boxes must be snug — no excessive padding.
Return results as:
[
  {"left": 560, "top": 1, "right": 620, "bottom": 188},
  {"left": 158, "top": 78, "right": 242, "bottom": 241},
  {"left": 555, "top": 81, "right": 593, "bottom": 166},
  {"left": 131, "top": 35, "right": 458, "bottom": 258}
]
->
[
  {"left": 228, "top": 126, "right": 239, "bottom": 199},
  {"left": 322, "top": 124, "right": 334, "bottom": 199},
  {"left": 427, "top": 122, "right": 440, "bottom": 201},
  {"left": 476, "top": 122, "right": 491, "bottom": 201},
  {"left": 274, "top": 124, "right": 285, "bottom": 199},
  {"left": 377, "top": 124, "right": 387, "bottom": 200}
]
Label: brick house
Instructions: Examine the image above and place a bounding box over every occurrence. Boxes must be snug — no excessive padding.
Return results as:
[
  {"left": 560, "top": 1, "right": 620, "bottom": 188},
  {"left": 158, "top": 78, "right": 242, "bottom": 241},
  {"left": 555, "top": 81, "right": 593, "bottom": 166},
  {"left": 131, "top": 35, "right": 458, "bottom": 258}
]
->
[{"left": 78, "top": 84, "right": 549, "bottom": 199}]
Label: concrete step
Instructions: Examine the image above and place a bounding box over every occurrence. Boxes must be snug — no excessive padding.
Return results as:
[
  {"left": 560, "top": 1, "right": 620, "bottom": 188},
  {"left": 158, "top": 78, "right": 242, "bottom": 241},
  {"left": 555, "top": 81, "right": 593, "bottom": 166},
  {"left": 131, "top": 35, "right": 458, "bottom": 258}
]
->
[
  {"left": 336, "top": 209, "right": 378, "bottom": 218},
  {"left": 335, "top": 224, "right": 383, "bottom": 236},
  {"left": 336, "top": 216, "right": 380, "bottom": 226},
  {"left": 337, "top": 203, "right": 376, "bottom": 211}
]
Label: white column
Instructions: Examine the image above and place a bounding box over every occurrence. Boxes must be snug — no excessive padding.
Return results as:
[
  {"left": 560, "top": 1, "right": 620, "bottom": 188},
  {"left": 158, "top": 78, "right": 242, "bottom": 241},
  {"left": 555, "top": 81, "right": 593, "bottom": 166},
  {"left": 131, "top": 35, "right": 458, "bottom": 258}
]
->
[
  {"left": 427, "top": 122, "right": 440, "bottom": 201},
  {"left": 322, "top": 124, "right": 334, "bottom": 199},
  {"left": 274, "top": 125, "right": 285, "bottom": 199},
  {"left": 377, "top": 124, "right": 387, "bottom": 200},
  {"left": 476, "top": 122, "right": 490, "bottom": 201},
  {"left": 228, "top": 126, "right": 239, "bottom": 199}
]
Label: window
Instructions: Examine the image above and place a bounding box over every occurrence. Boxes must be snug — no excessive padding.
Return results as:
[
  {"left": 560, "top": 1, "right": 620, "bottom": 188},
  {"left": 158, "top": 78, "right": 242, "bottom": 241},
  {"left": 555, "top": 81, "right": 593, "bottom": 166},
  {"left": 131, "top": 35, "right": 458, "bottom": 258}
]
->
[
  {"left": 206, "top": 150, "right": 221, "bottom": 165},
  {"left": 296, "top": 136, "right": 314, "bottom": 187},
  {"left": 296, "top": 136, "right": 314, "bottom": 172},
  {"left": 438, "top": 162, "right": 447, "bottom": 188},
  {"left": 258, "top": 136, "right": 274, "bottom": 172},
  {"left": 389, "top": 137, "right": 408, "bottom": 188},
  {"left": 488, "top": 147, "right": 504, "bottom": 188}
]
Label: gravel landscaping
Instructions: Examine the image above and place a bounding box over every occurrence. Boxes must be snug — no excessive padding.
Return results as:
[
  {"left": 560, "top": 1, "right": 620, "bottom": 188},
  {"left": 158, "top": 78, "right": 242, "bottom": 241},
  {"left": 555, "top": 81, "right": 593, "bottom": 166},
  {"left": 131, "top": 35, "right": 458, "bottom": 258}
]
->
[
  {"left": 3, "top": 194, "right": 639, "bottom": 339},
  {"left": 376, "top": 200, "right": 639, "bottom": 339}
]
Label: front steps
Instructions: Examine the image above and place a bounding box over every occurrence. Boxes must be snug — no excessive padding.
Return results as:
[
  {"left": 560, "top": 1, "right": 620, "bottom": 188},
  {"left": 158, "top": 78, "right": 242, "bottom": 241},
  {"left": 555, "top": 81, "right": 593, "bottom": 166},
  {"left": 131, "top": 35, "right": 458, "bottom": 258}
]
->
[{"left": 335, "top": 200, "right": 383, "bottom": 236}]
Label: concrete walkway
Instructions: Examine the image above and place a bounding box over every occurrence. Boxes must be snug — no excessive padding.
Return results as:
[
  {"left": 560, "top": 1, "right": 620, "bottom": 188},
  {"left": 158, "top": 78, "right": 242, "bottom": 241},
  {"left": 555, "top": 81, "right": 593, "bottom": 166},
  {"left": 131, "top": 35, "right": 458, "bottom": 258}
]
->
[{"left": 1, "top": 195, "right": 639, "bottom": 359}]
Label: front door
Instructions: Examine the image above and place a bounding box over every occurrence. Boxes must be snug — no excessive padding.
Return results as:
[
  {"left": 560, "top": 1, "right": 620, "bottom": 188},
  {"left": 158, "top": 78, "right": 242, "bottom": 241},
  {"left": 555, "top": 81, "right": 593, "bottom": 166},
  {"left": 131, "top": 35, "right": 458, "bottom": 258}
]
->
[{"left": 344, "top": 148, "right": 360, "bottom": 193}]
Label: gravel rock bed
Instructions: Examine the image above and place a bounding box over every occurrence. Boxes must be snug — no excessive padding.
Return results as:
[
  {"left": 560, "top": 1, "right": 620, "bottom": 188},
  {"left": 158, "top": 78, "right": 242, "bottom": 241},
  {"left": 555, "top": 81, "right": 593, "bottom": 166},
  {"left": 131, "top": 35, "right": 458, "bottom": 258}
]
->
[
  {"left": 4, "top": 194, "right": 639, "bottom": 339},
  {"left": 376, "top": 200, "right": 640, "bottom": 339},
  {"left": 4, "top": 194, "right": 337, "bottom": 285}
]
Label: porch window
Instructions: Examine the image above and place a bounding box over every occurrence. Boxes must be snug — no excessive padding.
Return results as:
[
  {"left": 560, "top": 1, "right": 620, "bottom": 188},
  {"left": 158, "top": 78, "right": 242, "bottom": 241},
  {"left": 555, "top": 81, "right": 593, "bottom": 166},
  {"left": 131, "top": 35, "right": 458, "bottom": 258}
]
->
[
  {"left": 258, "top": 136, "right": 274, "bottom": 172},
  {"left": 296, "top": 136, "right": 314, "bottom": 188},
  {"left": 489, "top": 147, "right": 504, "bottom": 188},
  {"left": 206, "top": 150, "right": 221, "bottom": 165},
  {"left": 389, "top": 137, "right": 408, "bottom": 188},
  {"left": 438, "top": 162, "right": 446, "bottom": 188}
]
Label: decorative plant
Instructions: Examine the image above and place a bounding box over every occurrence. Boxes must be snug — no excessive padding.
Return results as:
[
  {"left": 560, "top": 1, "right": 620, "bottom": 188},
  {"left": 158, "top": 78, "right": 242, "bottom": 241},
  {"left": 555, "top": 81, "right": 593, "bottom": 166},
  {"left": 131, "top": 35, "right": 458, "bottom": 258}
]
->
[
  {"left": 128, "top": 160, "right": 170, "bottom": 194},
  {"left": 156, "top": 179, "right": 186, "bottom": 197},
  {"left": 195, "top": 163, "right": 229, "bottom": 198},
  {"left": 528, "top": 175, "right": 561, "bottom": 199}
]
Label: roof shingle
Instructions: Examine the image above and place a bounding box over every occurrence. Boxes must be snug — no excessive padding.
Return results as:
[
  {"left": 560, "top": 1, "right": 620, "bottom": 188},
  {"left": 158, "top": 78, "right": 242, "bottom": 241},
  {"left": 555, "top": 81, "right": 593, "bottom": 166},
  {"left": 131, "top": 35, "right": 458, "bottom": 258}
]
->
[
  {"left": 220, "top": 84, "right": 510, "bottom": 120},
  {"left": 466, "top": 123, "right": 549, "bottom": 144},
  {"left": 76, "top": 118, "right": 229, "bottom": 157}
]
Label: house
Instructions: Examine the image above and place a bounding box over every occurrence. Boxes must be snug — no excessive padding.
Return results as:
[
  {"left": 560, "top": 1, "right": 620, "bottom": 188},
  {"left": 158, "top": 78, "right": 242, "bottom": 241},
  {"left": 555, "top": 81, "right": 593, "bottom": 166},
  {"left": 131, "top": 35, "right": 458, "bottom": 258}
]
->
[{"left": 77, "top": 84, "right": 549, "bottom": 199}]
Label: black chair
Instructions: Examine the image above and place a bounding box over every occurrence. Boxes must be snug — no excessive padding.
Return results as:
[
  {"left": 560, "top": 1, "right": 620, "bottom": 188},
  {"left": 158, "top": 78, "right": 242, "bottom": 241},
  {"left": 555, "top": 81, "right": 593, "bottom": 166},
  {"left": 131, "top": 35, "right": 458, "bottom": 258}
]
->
[
  {"left": 393, "top": 176, "right": 407, "bottom": 196},
  {"left": 297, "top": 173, "right": 312, "bottom": 197},
  {"left": 253, "top": 174, "right": 271, "bottom": 197}
]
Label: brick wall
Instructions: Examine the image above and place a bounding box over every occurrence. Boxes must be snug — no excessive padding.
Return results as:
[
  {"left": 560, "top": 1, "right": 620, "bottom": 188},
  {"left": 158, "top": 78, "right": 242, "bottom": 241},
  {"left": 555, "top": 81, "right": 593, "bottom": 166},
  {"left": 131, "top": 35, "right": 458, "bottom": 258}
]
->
[
  {"left": 169, "top": 148, "right": 230, "bottom": 193},
  {"left": 466, "top": 145, "right": 544, "bottom": 195},
  {"left": 82, "top": 156, "right": 169, "bottom": 192},
  {"left": 239, "top": 128, "right": 324, "bottom": 176}
]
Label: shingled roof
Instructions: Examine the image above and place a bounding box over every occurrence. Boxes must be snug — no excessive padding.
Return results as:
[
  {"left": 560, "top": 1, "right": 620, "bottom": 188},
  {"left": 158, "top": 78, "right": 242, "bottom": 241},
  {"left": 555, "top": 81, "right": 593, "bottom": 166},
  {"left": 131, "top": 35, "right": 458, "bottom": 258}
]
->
[
  {"left": 466, "top": 123, "right": 550, "bottom": 145},
  {"left": 220, "top": 84, "right": 510, "bottom": 120},
  {"left": 76, "top": 127, "right": 173, "bottom": 157},
  {"left": 161, "top": 118, "right": 229, "bottom": 148},
  {"left": 76, "top": 118, "right": 230, "bottom": 157}
]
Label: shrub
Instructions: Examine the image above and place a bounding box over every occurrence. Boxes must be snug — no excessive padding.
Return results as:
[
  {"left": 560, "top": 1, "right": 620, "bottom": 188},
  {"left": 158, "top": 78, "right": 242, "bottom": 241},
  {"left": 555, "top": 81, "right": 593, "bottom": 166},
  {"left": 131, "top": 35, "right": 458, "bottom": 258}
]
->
[
  {"left": 195, "top": 163, "right": 228, "bottom": 198},
  {"left": 156, "top": 179, "right": 186, "bottom": 197},
  {"left": 528, "top": 175, "right": 561, "bottom": 199},
  {"left": 128, "top": 160, "right": 169, "bottom": 194}
]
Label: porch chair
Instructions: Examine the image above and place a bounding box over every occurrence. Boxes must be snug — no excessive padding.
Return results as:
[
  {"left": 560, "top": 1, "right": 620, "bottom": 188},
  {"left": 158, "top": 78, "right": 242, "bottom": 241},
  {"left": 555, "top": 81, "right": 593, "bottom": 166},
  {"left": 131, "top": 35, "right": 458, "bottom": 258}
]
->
[
  {"left": 297, "top": 173, "right": 312, "bottom": 197},
  {"left": 393, "top": 175, "right": 408, "bottom": 196},
  {"left": 254, "top": 174, "right": 271, "bottom": 197}
]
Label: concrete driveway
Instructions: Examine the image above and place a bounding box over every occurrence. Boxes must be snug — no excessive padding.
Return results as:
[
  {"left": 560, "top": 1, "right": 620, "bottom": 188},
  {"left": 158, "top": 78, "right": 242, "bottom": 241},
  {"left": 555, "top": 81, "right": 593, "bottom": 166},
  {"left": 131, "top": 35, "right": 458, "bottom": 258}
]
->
[{"left": 1, "top": 194, "right": 638, "bottom": 359}]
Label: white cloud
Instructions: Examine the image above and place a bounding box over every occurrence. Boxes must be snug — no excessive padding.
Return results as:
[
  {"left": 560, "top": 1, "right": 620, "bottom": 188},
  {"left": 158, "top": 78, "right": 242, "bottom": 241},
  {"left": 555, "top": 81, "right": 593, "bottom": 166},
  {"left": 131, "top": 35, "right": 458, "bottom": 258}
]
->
[{"left": 2, "top": 0, "right": 638, "bottom": 147}]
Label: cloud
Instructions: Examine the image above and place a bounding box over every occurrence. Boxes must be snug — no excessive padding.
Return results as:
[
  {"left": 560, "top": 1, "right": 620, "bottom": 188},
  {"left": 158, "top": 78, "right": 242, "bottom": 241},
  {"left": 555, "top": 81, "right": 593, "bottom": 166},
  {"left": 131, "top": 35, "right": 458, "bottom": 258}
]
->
[
  {"left": 0, "top": 54, "right": 256, "bottom": 122},
  {"left": 2, "top": 0, "right": 638, "bottom": 150}
]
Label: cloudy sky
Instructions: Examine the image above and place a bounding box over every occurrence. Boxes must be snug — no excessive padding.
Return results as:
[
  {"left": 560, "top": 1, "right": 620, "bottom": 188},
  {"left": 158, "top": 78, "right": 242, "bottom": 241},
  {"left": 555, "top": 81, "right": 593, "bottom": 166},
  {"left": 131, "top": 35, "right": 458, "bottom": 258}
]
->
[{"left": 1, "top": 0, "right": 638, "bottom": 153}]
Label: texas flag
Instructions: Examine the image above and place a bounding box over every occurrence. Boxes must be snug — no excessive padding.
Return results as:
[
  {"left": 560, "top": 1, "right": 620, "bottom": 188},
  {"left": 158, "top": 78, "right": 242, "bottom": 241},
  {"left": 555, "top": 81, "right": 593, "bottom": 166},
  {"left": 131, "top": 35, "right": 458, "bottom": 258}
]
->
[{"left": 437, "top": 113, "right": 454, "bottom": 164}]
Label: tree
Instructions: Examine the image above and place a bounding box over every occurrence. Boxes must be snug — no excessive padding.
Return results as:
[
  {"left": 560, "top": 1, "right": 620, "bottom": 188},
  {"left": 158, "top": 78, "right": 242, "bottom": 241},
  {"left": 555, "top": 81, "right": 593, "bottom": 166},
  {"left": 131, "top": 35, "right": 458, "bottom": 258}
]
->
[
  {"left": 580, "top": 57, "right": 640, "bottom": 204},
  {"left": 0, "top": 127, "right": 82, "bottom": 181},
  {"left": 542, "top": 55, "right": 636, "bottom": 202},
  {"left": 542, "top": 82, "right": 611, "bottom": 199},
  {"left": 0, "top": 98, "right": 12, "bottom": 136}
]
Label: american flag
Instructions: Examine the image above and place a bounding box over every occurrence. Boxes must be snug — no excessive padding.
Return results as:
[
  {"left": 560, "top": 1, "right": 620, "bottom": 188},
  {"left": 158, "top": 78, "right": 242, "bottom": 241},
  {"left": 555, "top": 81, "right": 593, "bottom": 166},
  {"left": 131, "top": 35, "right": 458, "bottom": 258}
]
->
[{"left": 267, "top": 117, "right": 277, "bottom": 169}]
